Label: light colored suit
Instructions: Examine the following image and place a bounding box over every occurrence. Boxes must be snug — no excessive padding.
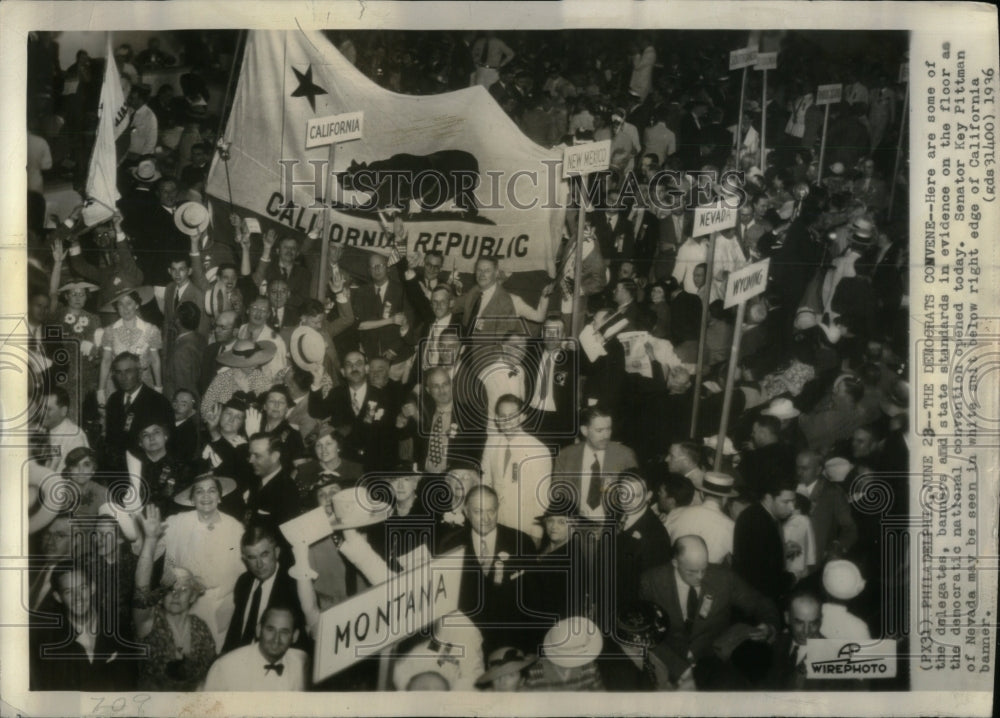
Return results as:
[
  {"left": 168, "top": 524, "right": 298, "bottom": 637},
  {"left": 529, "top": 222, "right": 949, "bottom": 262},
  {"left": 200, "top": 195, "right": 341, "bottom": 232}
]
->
[{"left": 481, "top": 431, "right": 551, "bottom": 543}]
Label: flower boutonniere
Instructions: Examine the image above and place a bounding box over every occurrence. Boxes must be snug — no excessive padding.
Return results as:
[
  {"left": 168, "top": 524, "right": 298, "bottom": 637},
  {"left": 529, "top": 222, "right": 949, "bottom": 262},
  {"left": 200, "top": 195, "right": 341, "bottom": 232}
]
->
[
  {"left": 442, "top": 510, "right": 465, "bottom": 526},
  {"left": 631, "top": 530, "right": 642, "bottom": 541},
  {"left": 448, "top": 422, "right": 458, "bottom": 439},
  {"left": 493, "top": 551, "right": 510, "bottom": 585},
  {"left": 554, "top": 371, "right": 567, "bottom": 387},
  {"left": 64, "top": 313, "right": 77, "bottom": 326}
]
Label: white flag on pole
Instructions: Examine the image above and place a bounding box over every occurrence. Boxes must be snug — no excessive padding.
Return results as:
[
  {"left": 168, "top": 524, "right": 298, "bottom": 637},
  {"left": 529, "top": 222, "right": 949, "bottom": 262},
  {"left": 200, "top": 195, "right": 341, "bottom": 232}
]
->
[{"left": 83, "top": 34, "right": 131, "bottom": 227}]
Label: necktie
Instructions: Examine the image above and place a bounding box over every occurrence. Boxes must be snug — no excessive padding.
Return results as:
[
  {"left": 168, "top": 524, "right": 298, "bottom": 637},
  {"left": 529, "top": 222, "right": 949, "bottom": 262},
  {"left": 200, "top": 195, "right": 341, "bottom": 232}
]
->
[
  {"left": 281, "top": 266, "right": 289, "bottom": 281},
  {"left": 242, "top": 582, "right": 262, "bottom": 644},
  {"left": 173, "top": 288, "right": 180, "bottom": 312},
  {"left": 351, "top": 391, "right": 361, "bottom": 416},
  {"left": 502, "top": 443, "right": 512, "bottom": 480},
  {"left": 124, "top": 392, "right": 132, "bottom": 412},
  {"left": 480, "top": 538, "right": 490, "bottom": 570},
  {"left": 465, "top": 294, "right": 482, "bottom": 335},
  {"left": 428, "top": 412, "right": 444, "bottom": 467},
  {"left": 264, "top": 662, "right": 285, "bottom": 676},
  {"left": 685, "top": 584, "right": 699, "bottom": 634},
  {"left": 791, "top": 644, "right": 801, "bottom": 666},
  {"left": 539, "top": 354, "right": 551, "bottom": 403},
  {"left": 586, "top": 457, "right": 602, "bottom": 510}
]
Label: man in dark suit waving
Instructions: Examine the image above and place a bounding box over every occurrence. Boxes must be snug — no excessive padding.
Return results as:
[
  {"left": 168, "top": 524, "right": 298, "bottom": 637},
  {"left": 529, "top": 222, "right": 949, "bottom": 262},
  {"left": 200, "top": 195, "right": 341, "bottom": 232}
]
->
[
  {"left": 223, "top": 522, "right": 305, "bottom": 654},
  {"left": 456, "top": 485, "right": 537, "bottom": 654},
  {"left": 639, "top": 535, "right": 779, "bottom": 690}
]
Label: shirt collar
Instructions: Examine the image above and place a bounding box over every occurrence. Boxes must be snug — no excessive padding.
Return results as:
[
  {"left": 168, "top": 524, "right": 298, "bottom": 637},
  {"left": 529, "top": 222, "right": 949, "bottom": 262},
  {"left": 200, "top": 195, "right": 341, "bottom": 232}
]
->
[{"left": 261, "top": 467, "right": 282, "bottom": 486}]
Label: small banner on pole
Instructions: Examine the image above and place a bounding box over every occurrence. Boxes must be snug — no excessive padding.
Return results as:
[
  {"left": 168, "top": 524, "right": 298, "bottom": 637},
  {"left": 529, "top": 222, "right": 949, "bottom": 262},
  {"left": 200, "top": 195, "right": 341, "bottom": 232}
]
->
[
  {"left": 816, "top": 83, "right": 844, "bottom": 106},
  {"left": 724, "top": 258, "right": 770, "bottom": 309},
  {"left": 305, "top": 111, "right": 365, "bottom": 149},
  {"left": 562, "top": 140, "right": 611, "bottom": 178},
  {"left": 755, "top": 52, "right": 778, "bottom": 71},
  {"left": 312, "top": 549, "right": 464, "bottom": 683},
  {"left": 729, "top": 47, "right": 759, "bottom": 70},
  {"left": 692, "top": 203, "right": 738, "bottom": 238}
]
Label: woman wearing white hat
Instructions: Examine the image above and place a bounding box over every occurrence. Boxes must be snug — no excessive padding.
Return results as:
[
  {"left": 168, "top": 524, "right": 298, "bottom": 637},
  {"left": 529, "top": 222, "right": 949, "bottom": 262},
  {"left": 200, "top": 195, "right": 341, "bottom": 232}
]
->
[
  {"left": 147, "top": 474, "right": 246, "bottom": 652},
  {"left": 134, "top": 505, "right": 217, "bottom": 690}
]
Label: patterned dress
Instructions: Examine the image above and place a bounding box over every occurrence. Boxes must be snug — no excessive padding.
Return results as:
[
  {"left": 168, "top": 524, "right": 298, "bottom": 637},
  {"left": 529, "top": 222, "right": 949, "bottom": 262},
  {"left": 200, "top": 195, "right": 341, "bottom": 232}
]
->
[
  {"left": 47, "top": 306, "right": 102, "bottom": 422},
  {"left": 134, "top": 602, "right": 217, "bottom": 691},
  {"left": 101, "top": 317, "right": 163, "bottom": 390}
]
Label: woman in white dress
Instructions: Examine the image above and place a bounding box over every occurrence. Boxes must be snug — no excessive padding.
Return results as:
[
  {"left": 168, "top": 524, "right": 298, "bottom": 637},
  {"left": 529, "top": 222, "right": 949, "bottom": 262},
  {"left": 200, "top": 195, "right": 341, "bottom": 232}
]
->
[{"left": 98, "top": 286, "right": 162, "bottom": 402}]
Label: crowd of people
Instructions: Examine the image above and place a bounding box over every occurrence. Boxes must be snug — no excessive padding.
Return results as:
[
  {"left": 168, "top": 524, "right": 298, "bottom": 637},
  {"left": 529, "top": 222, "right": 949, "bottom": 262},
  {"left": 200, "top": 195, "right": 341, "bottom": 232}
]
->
[{"left": 25, "top": 28, "right": 909, "bottom": 693}]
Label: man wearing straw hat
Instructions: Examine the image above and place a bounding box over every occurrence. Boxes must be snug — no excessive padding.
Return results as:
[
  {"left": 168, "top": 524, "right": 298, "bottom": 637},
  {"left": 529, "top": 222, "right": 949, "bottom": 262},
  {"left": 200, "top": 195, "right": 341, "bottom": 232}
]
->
[{"left": 663, "top": 471, "right": 736, "bottom": 564}]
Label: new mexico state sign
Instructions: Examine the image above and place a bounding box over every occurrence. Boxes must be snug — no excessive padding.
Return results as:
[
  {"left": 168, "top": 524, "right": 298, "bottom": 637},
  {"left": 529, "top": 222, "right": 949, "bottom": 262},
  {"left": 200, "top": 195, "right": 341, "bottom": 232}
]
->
[{"left": 313, "top": 549, "right": 464, "bottom": 682}]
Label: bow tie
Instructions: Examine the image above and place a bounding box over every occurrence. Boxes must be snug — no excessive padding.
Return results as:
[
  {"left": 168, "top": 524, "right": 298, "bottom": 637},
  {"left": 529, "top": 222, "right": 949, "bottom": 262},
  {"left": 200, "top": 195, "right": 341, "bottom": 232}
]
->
[{"left": 264, "top": 662, "right": 285, "bottom": 676}]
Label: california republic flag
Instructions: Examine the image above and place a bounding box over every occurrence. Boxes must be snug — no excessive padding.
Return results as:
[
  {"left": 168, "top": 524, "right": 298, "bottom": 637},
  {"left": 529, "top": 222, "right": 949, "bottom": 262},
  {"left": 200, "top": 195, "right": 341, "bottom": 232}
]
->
[
  {"left": 83, "top": 34, "right": 131, "bottom": 227},
  {"left": 206, "top": 30, "right": 566, "bottom": 276}
]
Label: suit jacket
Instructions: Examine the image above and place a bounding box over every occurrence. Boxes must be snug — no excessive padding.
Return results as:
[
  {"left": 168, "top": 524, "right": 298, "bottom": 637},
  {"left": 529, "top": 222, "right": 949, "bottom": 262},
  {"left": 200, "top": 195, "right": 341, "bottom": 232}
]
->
[
  {"left": 616, "top": 508, "right": 672, "bottom": 599},
  {"left": 526, "top": 347, "right": 578, "bottom": 442},
  {"left": 199, "top": 340, "right": 229, "bottom": 396},
  {"left": 638, "top": 563, "right": 780, "bottom": 682},
  {"left": 733, "top": 503, "right": 795, "bottom": 609},
  {"left": 246, "top": 469, "right": 301, "bottom": 526},
  {"left": 807, "top": 478, "right": 858, "bottom": 559},
  {"left": 596, "top": 210, "right": 636, "bottom": 264},
  {"left": 352, "top": 280, "right": 412, "bottom": 360},
  {"left": 163, "top": 280, "right": 210, "bottom": 344},
  {"left": 552, "top": 441, "right": 638, "bottom": 512},
  {"left": 308, "top": 383, "right": 397, "bottom": 470},
  {"left": 222, "top": 569, "right": 305, "bottom": 653},
  {"left": 163, "top": 330, "right": 207, "bottom": 401},
  {"left": 129, "top": 205, "right": 188, "bottom": 286},
  {"left": 262, "top": 261, "right": 313, "bottom": 311},
  {"left": 412, "top": 398, "right": 486, "bottom": 472},
  {"left": 104, "top": 384, "right": 173, "bottom": 469},
  {"left": 456, "top": 524, "right": 538, "bottom": 652}
]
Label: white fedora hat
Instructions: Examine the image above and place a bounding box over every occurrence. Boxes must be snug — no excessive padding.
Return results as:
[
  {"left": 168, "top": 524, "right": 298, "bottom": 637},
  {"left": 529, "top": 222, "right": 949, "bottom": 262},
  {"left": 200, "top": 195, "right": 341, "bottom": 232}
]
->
[
  {"left": 174, "top": 201, "right": 211, "bottom": 237},
  {"left": 762, "top": 397, "right": 800, "bottom": 420},
  {"left": 290, "top": 326, "right": 326, "bottom": 369},
  {"left": 543, "top": 616, "right": 603, "bottom": 668}
]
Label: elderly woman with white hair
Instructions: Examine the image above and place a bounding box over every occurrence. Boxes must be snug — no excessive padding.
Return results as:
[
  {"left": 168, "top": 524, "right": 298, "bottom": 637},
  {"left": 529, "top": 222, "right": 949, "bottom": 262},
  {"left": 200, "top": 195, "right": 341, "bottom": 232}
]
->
[{"left": 134, "top": 505, "right": 217, "bottom": 691}]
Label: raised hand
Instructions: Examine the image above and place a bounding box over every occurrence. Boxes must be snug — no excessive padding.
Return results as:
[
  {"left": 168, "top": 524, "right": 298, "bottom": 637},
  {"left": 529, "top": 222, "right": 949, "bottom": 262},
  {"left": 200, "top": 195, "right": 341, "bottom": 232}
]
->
[
  {"left": 138, "top": 504, "right": 165, "bottom": 541},
  {"left": 244, "top": 406, "right": 263, "bottom": 436}
]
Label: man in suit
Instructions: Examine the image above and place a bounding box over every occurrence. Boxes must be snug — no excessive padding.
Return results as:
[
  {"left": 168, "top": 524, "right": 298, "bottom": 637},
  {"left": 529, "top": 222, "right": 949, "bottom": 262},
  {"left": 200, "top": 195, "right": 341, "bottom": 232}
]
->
[
  {"left": 414, "top": 366, "right": 485, "bottom": 474},
  {"left": 526, "top": 317, "right": 577, "bottom": 447},
  {"left": 795, "top": 450, "right": 858, "bottom": 561},
  {"left": 613, "top": 473, "right": 672, "bottom": 604},
  {"left": 739, "top": 414, "right": 797, "bottom": 500},
  {"left": 162, "top": 301, "right": 207, "bottom": 401},
  {"left": 677, "top": 100, "right": 708, "bottom": 169},
  {"left": 352, "top": 252, "right": 414, "bottom": 365},
  {"left": 103, "top": 351, "right": 173, "bottom": 471},
  {"left": 246, "top": 432, "right": 301, "bottom": 526},
  {"left": 482, "top": 394, "right": 552, "bottom": 545},
  {"left": 733, "top": 474, "right": 797, "bottom": 612},
  {"left": 124, "top": 177, "right": 187, "bottom": 289},
  {"left": 457, "top": 485, "right": 538, "bottom": 653},
  {"left": 160, "top": 255, "right": 210, "bottom": 356},
  {"left": 265, "top": 278, "right": 301, "bottom": 346},
  {"left": 453, "top": 256, "right": 548, "bottom": 338},
  {"left": 552, "top": 405, "right": 638, "bottom": 521},
  {"left": 639, "top": 535, "right": 780, "bottom": 690},
  {"left": 307, "top": 350, "right": 397, "bottom": 470},
  {"left": 254, "top": 235, "right": 313, "bottom": 314},
  {"left": 409, "top": 284, "right": 465, "bottom": 384},
  {"left": 765, "top": 590, "right": 844, "bottom": 691},
  {"left": 223, "top": 522, "right": 305, "bottom": 654}
]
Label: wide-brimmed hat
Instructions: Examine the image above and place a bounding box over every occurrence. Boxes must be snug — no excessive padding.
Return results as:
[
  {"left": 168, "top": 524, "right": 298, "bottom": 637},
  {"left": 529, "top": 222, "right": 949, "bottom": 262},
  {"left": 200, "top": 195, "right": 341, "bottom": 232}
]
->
[
  {"left": 703, "top": 435, "right": 736, "bottom": 456},
  {"left": 173, "top": 472, "right": 238, "bottom": 506},
  {"left": 823, "top": 559, "right": 866, "bottom": 601},
  {"left": 542, "top": 616, "right": 603, "bottom": 668},
  {"left": 290, "top": 326, "right": 326, "bottom": 369},
  {"left": 700, "top": 471, "right": 738, "bottom": 498},
  {"left": 328, "top": 485, "right": 392, "bottom": 530},
  {"left": 823, "top": 456, "right": 854, "bottom": 483},
  {"left": 173, "top": 201, "right": 211, "bottom": 236},
  {"left": 762, "top": 397, "right": 800, "bottom": 420},
  {"left": 828, "top": 162, "right": 845, "bottom": 176},
  {"left": 101, "top": 284, "right": 154, "bottom": 312},
  {"left": 880, "top": 379, "right": 909, "bottom": 417},
  {"left": 475, "top": 647, "right": 537, "bottom": 686},
  {"left": 216, "top": 339, "right": 276, "bottom": 368},
  {"left": 616, "top": 601, "right": 669, "bottom": 648},
  {"left": 59, "top": 280, "right": 99, "bottom": 293},
  {"left": 131, "top": 159, "right": 161, "bottom": 183},
  {"left": 850, "top": 217, "right": 874, "bottom": 240}
]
